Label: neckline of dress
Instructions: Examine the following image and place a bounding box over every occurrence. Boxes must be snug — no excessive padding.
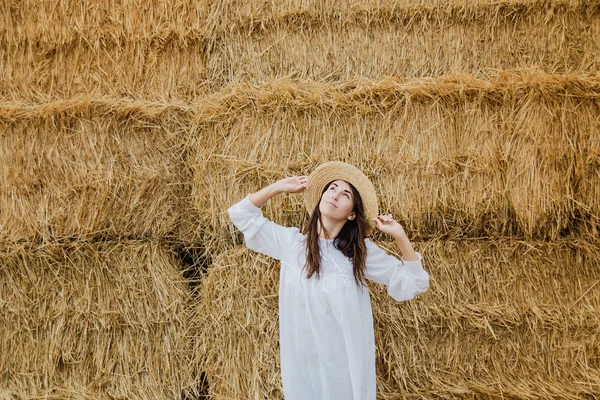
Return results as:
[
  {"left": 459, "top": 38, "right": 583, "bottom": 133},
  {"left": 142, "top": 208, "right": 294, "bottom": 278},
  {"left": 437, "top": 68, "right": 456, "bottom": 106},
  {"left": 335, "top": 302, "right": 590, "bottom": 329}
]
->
[{"left": 319, "top": 237, "right": 335, "bottom": 242}]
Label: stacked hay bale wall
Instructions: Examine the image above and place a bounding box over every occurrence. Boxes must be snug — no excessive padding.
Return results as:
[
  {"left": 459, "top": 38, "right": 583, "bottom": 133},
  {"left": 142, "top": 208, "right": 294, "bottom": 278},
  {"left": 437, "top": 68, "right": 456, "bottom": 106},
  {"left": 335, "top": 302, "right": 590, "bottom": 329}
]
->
[
  {"left": 1, "top": 1, "right": 208, "bottom": 398},
  {"left": 1, "top": 0, "right": 599, "bottom": 399}
]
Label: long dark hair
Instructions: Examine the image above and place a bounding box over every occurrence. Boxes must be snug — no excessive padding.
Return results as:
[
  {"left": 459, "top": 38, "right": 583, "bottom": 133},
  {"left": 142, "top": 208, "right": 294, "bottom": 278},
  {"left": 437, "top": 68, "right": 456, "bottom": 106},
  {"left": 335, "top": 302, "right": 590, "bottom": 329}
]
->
[{"left": 303, "top": 181, "right": 369, "bottom": 288}]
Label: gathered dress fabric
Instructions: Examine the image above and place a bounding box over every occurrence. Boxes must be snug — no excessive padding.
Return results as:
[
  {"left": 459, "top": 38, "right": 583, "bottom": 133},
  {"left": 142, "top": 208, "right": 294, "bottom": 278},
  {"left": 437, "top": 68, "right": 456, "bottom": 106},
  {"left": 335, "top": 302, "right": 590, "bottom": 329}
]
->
[{"left": 228, "top": 195, "right": 430, "bottom": 400}]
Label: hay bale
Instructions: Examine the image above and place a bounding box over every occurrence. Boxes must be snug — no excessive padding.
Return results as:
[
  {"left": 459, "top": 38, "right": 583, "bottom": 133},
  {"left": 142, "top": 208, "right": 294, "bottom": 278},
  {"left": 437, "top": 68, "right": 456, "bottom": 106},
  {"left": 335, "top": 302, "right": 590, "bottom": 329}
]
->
[
  {"left": 0, "top": 40, "right": 208, "bottom": 101},
  {"left": 1, "top": 0, "right": 209, "bottom": 100},
  {"left": 373, "top": 238, "right": 600, "bottom": 399},
  {"left": 0, "top": 240, "right": 198, "bottom": 399},
  {"left": 2, "top": 0, "right": 209, "bottom": 45},
  {"left": 195, "top": 240, "right": 600, "bottom": 399},
  {"left": 190, "top": 72, "right": 600, "bottom": 248},
  {"left": 0, "top": 116, "right": 198, "bottom": 243},
  {"left": 202, "top": 0, "right": 600, "bottom": 86}
]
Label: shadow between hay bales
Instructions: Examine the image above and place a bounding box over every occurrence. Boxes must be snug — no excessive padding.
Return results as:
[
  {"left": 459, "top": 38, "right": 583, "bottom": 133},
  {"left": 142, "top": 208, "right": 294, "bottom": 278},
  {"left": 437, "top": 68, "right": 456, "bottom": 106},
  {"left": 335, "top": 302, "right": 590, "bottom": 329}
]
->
[
  {"left": 171, "top": 242, "right": 212, "bottom": 292},
  {"left": 182, "top": 371, "right": 210, "bottom": 400}
]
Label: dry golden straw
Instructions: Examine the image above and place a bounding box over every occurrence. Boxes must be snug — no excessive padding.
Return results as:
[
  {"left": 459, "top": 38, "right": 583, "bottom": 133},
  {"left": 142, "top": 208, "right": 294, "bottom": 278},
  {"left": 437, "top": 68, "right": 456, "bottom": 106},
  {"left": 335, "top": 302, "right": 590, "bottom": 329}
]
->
[
  {"left": 0, "top": 241, "right": 197, "bottom": 399},
  {"left": 1, "top": 0, "right": 599, "bottom": 398}
]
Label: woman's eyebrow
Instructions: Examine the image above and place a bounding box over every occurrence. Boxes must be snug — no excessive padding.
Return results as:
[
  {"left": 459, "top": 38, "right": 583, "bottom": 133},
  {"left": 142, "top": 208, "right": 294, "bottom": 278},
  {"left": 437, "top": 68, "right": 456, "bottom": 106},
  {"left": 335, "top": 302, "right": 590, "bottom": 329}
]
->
[{"left": 331, "top": 182, "right": 352, "bottom": 196}]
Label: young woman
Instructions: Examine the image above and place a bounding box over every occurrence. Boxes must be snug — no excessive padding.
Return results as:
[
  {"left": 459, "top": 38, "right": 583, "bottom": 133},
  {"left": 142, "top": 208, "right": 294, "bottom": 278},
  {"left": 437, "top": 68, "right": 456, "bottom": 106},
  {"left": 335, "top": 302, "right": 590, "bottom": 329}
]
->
[{"left": 228, "top": 161, "right": 430, "bottom": 400}]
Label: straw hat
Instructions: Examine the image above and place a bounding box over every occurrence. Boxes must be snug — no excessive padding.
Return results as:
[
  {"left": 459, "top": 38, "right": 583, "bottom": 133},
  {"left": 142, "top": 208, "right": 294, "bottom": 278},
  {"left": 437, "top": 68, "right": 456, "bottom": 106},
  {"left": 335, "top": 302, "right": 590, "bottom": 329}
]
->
[{"left": 303, "top": 161, "right": 379, "bottom": 224}]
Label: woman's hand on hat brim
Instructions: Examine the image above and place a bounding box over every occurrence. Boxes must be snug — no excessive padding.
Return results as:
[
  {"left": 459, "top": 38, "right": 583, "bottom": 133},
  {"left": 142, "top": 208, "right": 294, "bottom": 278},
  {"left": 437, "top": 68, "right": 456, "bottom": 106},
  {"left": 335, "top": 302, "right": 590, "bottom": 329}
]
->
[
  {"left": 372, "top": 215, "right": 407, "bottom": 239},
  {"left": 275, "top": 176, "right": 309, "bottom": 194}
]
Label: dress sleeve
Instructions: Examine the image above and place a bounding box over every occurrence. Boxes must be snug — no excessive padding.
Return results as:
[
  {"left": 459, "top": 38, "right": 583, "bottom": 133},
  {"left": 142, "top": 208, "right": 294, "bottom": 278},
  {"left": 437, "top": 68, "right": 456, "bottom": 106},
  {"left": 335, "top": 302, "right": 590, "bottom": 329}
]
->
[
  {"left": 364, "top": 238, "right": 429, "bottom": 301},
  {"left": 227, "top": 194, "right": 300, "bottom": 261}
]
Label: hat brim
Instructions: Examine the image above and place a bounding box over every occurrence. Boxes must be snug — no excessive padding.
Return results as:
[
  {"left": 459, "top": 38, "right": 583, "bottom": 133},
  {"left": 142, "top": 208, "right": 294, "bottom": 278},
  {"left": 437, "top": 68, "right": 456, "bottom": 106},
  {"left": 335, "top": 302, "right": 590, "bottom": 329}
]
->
[{"left": 303, "top": 161, "right": 379, "bottom": 229}]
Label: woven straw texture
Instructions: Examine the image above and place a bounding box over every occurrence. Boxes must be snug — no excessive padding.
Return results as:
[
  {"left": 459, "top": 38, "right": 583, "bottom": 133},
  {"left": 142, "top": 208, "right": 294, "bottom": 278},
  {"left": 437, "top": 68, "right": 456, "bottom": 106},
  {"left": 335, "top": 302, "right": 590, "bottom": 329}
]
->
[{"left": 303, "top": 161, "right": 379, "bottom": 220}]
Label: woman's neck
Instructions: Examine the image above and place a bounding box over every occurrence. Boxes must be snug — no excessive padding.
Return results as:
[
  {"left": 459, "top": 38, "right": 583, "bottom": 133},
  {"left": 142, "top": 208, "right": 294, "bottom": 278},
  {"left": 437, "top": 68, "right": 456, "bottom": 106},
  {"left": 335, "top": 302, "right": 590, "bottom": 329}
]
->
[{"left": 317, "top": 217, "right": 346, "bottom": 240}]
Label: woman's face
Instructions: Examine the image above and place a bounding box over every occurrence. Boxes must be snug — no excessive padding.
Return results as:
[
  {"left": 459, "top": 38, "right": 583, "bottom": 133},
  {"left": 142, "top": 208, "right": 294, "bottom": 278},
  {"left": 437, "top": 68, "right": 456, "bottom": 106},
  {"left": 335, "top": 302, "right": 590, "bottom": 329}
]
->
[{"left": 319, "top": 180, "right": 356, "bottom": 221}]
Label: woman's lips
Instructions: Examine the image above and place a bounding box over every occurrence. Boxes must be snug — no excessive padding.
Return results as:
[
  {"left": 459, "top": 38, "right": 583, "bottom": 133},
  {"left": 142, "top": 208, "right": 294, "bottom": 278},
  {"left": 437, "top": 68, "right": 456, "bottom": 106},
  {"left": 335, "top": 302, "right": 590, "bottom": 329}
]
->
[{"left": 326, "top": 201, "right": 337, "bottom": 208}]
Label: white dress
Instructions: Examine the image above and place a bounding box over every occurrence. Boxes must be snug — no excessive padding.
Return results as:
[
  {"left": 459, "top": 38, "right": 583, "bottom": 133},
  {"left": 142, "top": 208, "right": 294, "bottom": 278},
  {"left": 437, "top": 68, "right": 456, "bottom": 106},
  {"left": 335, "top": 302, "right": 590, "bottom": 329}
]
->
[{"left": 228, "top": 195, "right": 430, "bottom": 400}]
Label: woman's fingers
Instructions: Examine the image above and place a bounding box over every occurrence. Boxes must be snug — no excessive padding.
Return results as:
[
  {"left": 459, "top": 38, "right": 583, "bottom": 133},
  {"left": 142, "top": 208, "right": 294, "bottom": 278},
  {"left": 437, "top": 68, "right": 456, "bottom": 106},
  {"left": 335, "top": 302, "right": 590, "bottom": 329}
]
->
[
  {"left": 371, "top": 218, "right": 383, "bottom": 230},
  {"left": 376, "top": 214, "right": 394, "bottom": 223},
  {"left": 287, "top": 176, "right": 308, "bottom": 192},
  {"left": 373, "top": 215, "right": 408, "bottom": 237},
  {"left": 297, "top": 176, "right": 309, "bottom": 191},
  {"left": 278, "top": 176, "right": 307, "bottom": 193}
]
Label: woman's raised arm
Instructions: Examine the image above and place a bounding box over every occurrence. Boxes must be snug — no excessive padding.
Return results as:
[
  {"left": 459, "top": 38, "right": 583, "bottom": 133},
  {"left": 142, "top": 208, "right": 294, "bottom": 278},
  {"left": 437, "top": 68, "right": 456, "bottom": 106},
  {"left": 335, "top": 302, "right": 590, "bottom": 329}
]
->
[{"left": 228, "top": 176, "right": 308, "bottom": 261}]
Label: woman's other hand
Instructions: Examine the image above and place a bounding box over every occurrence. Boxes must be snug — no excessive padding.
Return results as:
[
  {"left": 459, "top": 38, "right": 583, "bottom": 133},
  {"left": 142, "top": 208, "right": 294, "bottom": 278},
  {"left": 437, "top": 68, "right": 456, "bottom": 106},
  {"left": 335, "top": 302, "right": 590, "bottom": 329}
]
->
[
  {"left": 372, "top": 215, "right": 407, "bottom": 238},
  {"left": 372, "top": 215, "right": 419, "bottom": 262}
]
